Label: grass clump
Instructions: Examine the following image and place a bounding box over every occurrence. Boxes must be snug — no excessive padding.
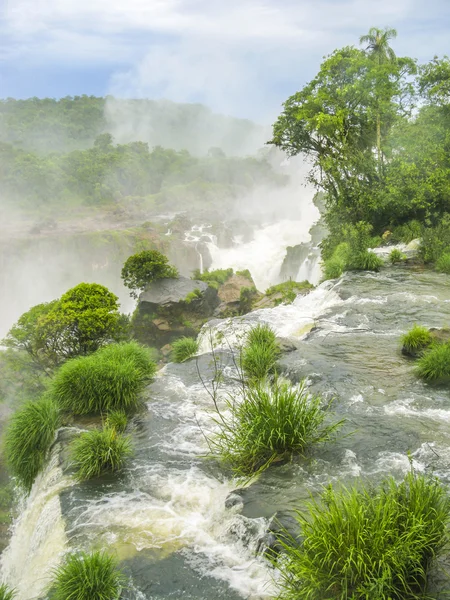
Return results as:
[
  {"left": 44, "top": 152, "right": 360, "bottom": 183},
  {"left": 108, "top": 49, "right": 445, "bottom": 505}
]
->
[
  {"left": 51, "top": 353, "right": 147, "bottom": 415},
  {"left": 0, "top": 584, "right": 16, "bottom": 600},
  {"left": 266, "top": 280, "right": 313, "bottom": 305},
  {"left": 104, "top": 411, "right": 128, "bottom": 433},
  {"left": 389, "top": 248, "right": 407, "bottom": 264},
  {"left": 277, "top": 470, "right": 450, "bottom": 600},
  {"left": 192, "top": 268, "right": 233, "bottom": 285},
  {"left": 70, "top": 428, "right": 132, "bottom": 481},
  {"left": 416, "top": 342, "right": 450, "bottom": 382},
  {"left": 4, "top": 396, "right": 60, "bottom": 491},
  {"left": 210, "top": 380, "right": 342, "bottom": 477},
  {"left": 51, "top": 550, "right": 124, "bottom": 600},
  {"left": 172, "top": 337, "right": 199, "bottom": 362},
  {"left": 94, "top": 342, "right": 157, "bottom": 379},
  {"left": 241, "top": 324, "right": 279, "bottom": 381},
  {"left": 184, "top": 288, "right": 202, "bottom": 304},
  {"left": 436, "top": 252, "right": 450, "bottom": 274},
  {"left": 401, "top": 324, "right": 433, "bottom": 356}
]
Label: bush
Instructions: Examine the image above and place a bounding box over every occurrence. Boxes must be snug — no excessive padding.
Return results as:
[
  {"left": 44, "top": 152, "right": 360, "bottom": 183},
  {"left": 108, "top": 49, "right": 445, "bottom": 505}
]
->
[
  {"left": 349, "top": 250, "right": 383, "bottom": 272},
  {"left": 70, "top": 427, "right": 132, "bottom": 481},
  {"left": 210, "top": 380, "right": 342, "bottom": 477},
  {"left": 277, "top": 470, "right": 450, "bottom": 600},
  {"left": 95, "top": 342, "right": 157, "bottom": 379},
  {"left": 122, "top": 250, "right": 179, "bottom": 299},
  {"left": 420, "top": 215, "right": 450, "bottom": 264},
  {"left": 184, "top": 288, "right": 202, "bottom": 304},
  {"left": 416, "top": 342, "right": 450, "bottom": 382},
  {"left": 401, "top": 325, "right": 433, "bottom": 356},
  {"left": 436, "top": 252, "right": 450, "bottom": 274},
  {"left": 171, "top": 337, "right": 199, "bottom": 362},
  {"left": 50, "top": 550, "right": 124, "bottom": 600},
  {"left": 322, "top": 242, "right": 349, "bottom": 280},
  {"left": 0, "top": 584, "right": 16, "bottom": 600},
  {"left": 389, "top": 248, "right": 407, "bottom": 264},
  {"left": 391, "top": 220, "right": 423, "bottom": 243},
  {"left": 239, "top": 286, "right": 258, "bottom": 313},
  {"left": 51, "top": 352, "right": 147, "bottom": 415},
  {"left": 265, "top": 281, "right": 313, "bottom": 305},
  {"left": 104, "top": 411, "right": 128, "bottom": 432},
  {"left": 4, "top": 396, "right": 60, "bottom": 491},
  {"left": 192, "top": 268, "right": 233, "bottom": 285},
  {"left": 241, "top": 324, "right": 279, "bottom": 381}
]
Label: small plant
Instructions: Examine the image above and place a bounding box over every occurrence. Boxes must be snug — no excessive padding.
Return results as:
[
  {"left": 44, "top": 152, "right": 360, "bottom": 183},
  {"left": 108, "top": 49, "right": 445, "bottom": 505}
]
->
[
  {"left": 51, "top": 352, "right": 147, "bottom": 415},
  {"left": 4, "top": 396, "right": 60, "bottom": 491},
  {"left": 354, "top": 250, "right": 384, "bottom": 271},
  {"left": 277, "top": 470, "right": 450, "bottom": 600},
  {"left": 401, "top": 324, "right": 433, "bottom": 356},
  {"left": 192, "top": 268, "right": 233, "bottom": 285},
  {"left": 266, "top": 280, "right": 313, "bottom": 305},
  {"left": 239, "top": 286, "right": 258, "bottom": 314},
  {"left": 436, "top": 252, "right": 450, "bottom": 274},
  {"left": 51, "top": 550, "right": 124, "bottom": 600},
  {"left": 95, "top": 342, "right": 157, "bottom": 379},
  {"left": 210, "top": 380, "right": 342, "bottom": 477},
  {"left": 172, "top": 337, "right": 199, "bottom": 362},
  {"left": 241, "top": 324, "right": 279, "bottom": 381},
  {"left": 389, "top": 248, "right": 407, "bottom": 264},
  {"left": 70, "top": 428, "right": 132, "bottom": 481},
  {"left": 416, "top": 342, "right": 450, "bottom": 382},
  {"left": 105, "top": 411, "right": 128, "bottom": 432},
  {"left": 0, "top": 584, "right": 16, "bottom": 600},
  {"left": 184, "top": 288, "right": 202, "bottom": 304}
]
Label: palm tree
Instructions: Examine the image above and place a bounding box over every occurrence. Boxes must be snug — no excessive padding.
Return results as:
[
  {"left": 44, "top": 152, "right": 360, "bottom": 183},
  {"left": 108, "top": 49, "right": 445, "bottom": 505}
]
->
[{"left": 360, "top": 27, "right": 398, "bottom": 170}]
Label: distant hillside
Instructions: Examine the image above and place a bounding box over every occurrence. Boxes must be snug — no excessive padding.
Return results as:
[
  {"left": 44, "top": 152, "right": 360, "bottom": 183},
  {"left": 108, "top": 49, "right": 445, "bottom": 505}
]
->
[{"left": 0, "top": 96, "right": 267, "bottom": 156}]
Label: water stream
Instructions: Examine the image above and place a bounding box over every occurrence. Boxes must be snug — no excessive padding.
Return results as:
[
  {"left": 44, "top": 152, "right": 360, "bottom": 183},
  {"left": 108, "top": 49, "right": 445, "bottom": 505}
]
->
[{"left": 1, "top": 266, "right": 450, "bottom": 598}]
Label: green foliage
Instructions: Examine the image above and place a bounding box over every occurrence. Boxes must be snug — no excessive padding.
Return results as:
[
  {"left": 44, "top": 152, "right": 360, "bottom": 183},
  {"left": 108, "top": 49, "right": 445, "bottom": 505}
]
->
[
  {"left": 389, "top": 248, "right": 407, "bottom": 264},
  {"left": 0, "top": 584, "right": 16, "bottom": 600},
  {"left": 266, "top": 280, "right": 313, "bottom": 305},
  {"left": 184, "top": 288, "right": 202, "bottom": 304},
  {"left": 392, "top": 220, "right": 423, "bottom": 243},
  {"left": 420, "top": 216, "right": 450, "bottom": 263},
  {"left": 277, "top": 470, "right": 450, "bottom": 600},
  {"left": 210, "top": 380, "right": 342, "bottom": 477},
  {"left": 192, "top": 268, "right": 233, "bottom": 285},
  {"left": 239, "top": 286, "right": 258, "bottom": 314},
  {"left": 121, "top": 250, "right": 179, "bottom": 299},
  {"left": 241, "top": 324, "right": 280, "bottom": 381},
  {"left": 401, "top": 325, "right": 433, "bottom": 355},
  {"left": 104, "top": 411, "right": 128, "bottom": 433},
  {"left": 416, "top": 343, "right": 450, "bottom": 382},
  {"left": 436, "top": 252, "right": 450, "bottom": 274},
  {"left": 236, "top": 269, "right": 253, "bottom": 280},
  {"left": 50, "top": 347, "right": 151, "bottom": 415},
  {"left": 95, "top": 341, "right": 157, "bottom": 379},
  {"left": 50, "top": 550, "right": 124, "bottom": 600},
  {"left": 4, "top": 396, "right": 60, "bottom": 491},
  {"left": 70, "top": 427, "right": 132, "bottom": 481},
  {"left": 171, "top": 337, "right": 199, "bottom": 363}
]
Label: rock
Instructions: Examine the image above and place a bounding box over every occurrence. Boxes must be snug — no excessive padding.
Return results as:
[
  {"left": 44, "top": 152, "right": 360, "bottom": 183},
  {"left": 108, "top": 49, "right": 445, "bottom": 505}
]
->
[
  {"left": 132, "top": 277, "right": 220, "bottom": 348},
  {"left": 276, "top": 337, "right": 298, "bottom": 353},
  {"left": 218, "top": 274, "right": 254, "bottom": 303}
]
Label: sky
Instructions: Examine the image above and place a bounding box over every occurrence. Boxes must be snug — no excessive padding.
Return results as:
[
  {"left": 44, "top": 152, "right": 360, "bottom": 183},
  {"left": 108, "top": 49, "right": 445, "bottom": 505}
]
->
[{"left": 0, "top": 0, "right": 449, "bottom": 121}]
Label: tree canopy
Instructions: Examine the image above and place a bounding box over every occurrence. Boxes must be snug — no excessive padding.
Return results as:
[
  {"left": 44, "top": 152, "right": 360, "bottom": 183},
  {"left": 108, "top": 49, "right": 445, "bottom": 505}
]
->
[{"left": 121, "top": 250, "right": 179, "bottom": 299}]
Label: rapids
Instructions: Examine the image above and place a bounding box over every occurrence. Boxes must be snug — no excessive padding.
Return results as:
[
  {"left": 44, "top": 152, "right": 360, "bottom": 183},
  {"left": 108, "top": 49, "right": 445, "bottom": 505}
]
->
[{"left": 1, "top": 266, "right": 450, "bottom": 598}]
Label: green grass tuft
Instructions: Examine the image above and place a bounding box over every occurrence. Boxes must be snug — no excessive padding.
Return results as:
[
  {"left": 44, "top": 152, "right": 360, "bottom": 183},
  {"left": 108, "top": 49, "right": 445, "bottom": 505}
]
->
[
  {"left": 277, "top": 470, "right": 450, "bottom": 600},
  {"left": 401, "top": 324, "right": 433, "bottom": 355},
  {"left": 436, "top": 252, "right": 450, "bottom": 274},
  {"left": 354, "top": 250, "right": 384, "bottom": 271},
  {"left": 51, "top": 353, "right": 148, "bottom": 415},
  {"left": 104, "top": 411, "right": 128, "bottom": 432},
  {"left": 94, "top": 342, "right": 157, "bottom": 379},
  {"left": 416, "top": 342, "right": 450, "bottom": 382},
  {"left": 210, "top": 380, "right": 342, "bottom": 477},
  {"left": 389, "top": 248, "right": 407, "bottom": 264},
  {"left": 70, "top": 427, "right": 132, "bottom": 481},
  {"left": 241, "top": 324, "right": 279, "bottom": 381},
  {"left": 171, "top": 337, "right": 199, "bottom": 362},
  {"left": 4, "top": 396, "right": 60, "bottom": 491},
  {"left": 0, "top": 584, "right": 16, "bottom": 600},
  {"left": 51, "top": 550, "right": 124, "bottom": 600}
]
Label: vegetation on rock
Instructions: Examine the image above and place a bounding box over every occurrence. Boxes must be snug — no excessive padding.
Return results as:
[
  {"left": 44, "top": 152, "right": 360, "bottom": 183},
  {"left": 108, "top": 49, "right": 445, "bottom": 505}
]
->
[
  {"left": 389, "top": 248, "right": 407, "bottom": 264},
  {"left": 265, "top": 280, "right": 313, "bottom": 305},
  {"left": 401, "top": 325, "right": 433, "bottom": 356},
  {"left": 121, "top": 250, "right": 179, "bottom": 299},
  {"left": 171, "top": 337, "right": 199, "bottom": 362},
  {"left": 192, "top": 268, "right": 234, "bottom": 285},
  {"left": 4, "top": 396, "right": 60, "bottom": 491},
  {"left": 416, "top": 342, "right": 450, "bottom": 382},
  {"left": 241, "top": 324, "right": 280, "bottom": 381},
  {"left": 277, "top": 470, "right": 450, "bottom": 600}
]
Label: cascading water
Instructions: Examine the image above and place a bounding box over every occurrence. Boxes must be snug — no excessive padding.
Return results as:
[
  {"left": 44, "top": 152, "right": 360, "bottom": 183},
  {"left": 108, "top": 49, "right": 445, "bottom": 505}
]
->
[{"left": 2, "top": 267, "right": 450, "bottom": 599}]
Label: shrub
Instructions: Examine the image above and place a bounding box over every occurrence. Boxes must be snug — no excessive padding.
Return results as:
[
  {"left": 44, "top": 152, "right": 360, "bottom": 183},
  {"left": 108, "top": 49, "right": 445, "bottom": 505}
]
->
[
  {"left": 265, "top": 281, "right": 313, "bottom": 305},
  {"left": 401, "top": 325, "right": 433, "bottom": 356},
  {"left": 104, "top": 411, "right": 128, "bottom": 433},
  {"left": 0, "top": 584, "right": 16, "bottom": 600},
  {"left": 436, "top": 252, "right": 450, "bottom": 274},
  {"left": 392, "top": 220, "right": 422, "bottom": 243},
  {"left": 171, "top": 337, "right": 199, "bottom": 362},
  {"left": 192, "top": 268, "right": 233, "bottom": 285},
  {"left": 322, "top": 242, "right": 349, "bottom": 280},
  {"left": 70, "top": 428, "right": 132, "bottom": 481},
  {"left": 51, "top": 353, "right": 147, "bottom": 415},
  {"left": 349, "top": 250, "right": 383, "bottom": 272},
  {"left": 51, "top": 550, "right": 124, "bottom": 600},
  {"left": 210, "top": 380, "right": 342, "bottom": 477},
  {"left": 122, "top": 250, "right": 179, "bottom": 299},
  {"left": 95, "top": 342, "right": 157, "bottom": 379},
  {"left": 389, "top": 248, "right": 407, "bottom": 264},
  {"left": 241, "top": 324, "right": 279, "bottom": 381},
  {"left": 416, "top": 342, "right": 450, "bottom": 382},
  {"left": 4, "top": 396, "right": 60, "bottom": 491},
  {"left": 420, "top": 215, "right": 450, "bottom": 263},
  {"left": 239, "top": 286, "right": 258, "bottom": 313},
  {"left": 184, "top": 288, "right": 202, "bottom": 304},
  {"left": 277, "top": 470, "right": 450, "bottom": 600}
]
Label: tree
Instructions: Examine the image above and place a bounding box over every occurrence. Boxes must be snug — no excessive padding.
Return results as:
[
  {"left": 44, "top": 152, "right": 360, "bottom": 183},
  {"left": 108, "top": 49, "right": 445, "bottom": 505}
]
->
[
  {"left": 3, "top": 283, "right": 128, "bottom": 368},
  {"left": 121, "top": 250, "right": 179, "bottom": 299},
  {"left": 359, "top": 27, "right": 398, "bottom": 169}
]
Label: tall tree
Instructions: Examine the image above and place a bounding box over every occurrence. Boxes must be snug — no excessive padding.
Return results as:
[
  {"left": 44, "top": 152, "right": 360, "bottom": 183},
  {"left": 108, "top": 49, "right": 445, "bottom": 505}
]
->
[{"left": 360, "top": 27, "right": 398, "bottom": 168}]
